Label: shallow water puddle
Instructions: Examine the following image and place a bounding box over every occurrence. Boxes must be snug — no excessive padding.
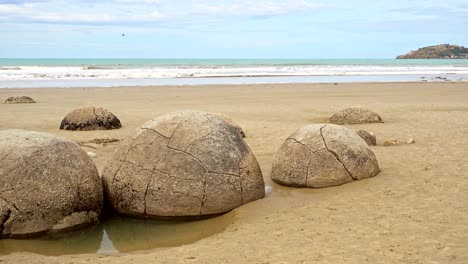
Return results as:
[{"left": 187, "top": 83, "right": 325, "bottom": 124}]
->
[{"left": 0, "top": 212, "right": 234, "bottom": 256}]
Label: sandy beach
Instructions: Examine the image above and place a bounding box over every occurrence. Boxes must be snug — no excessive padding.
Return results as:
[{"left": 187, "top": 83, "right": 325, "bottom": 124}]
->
[{"left": 1, "top": 82, "right": 467, "bottom": 263}]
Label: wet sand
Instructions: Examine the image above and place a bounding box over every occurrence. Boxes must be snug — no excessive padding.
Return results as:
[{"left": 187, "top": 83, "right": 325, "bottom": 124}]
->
[{"left": 1, "top": 82, "right": 468, "bottom": 263}]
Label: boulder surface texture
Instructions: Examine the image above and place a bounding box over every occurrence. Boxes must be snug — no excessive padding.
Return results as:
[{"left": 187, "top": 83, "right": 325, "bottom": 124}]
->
[
  {"left": 330, "top": 107, "right": 383, "bottom": 124},
  {"left": 102, "top": 110, "right": 265, "bottom": 219},
  {"left": 0, "top": 130, "right": 103, "bottom": 238},
  {"left": 272, "top": 124, "right": 380, "bottom": 188},
  {"left": 4, "top": 96, "right": 36, "bottom": 104},
  {"left": 211, "top": 112, "right": 246, "bottom": 138},
  {"left": 60, "top": 106, "right": 122, "bottom": 131}
]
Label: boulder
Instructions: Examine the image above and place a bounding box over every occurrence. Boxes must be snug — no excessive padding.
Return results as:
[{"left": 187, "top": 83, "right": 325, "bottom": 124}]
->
[
  {"left": 60, "top": 106, "right": 122, "bottom": 131},
  {"left": 271, "top": 124, "right": 380, "bottom": 188},
  {"left": 4, "top": 96, "right": 36, "bottom": 104},
  {"left": 356, "top": 130, "right": 376, "bottom": 146},
  {"left": 0, "top": 130, "right": 103, "bottom": 238},
  {"left": 330, "top": 107, "right": 383, "bottom": 124},
  {"left": 102, "top": 110, "right": 264, "bottom": 218},
  {"left": 211, "top": 112, "right": 246, "bottom": 138}
]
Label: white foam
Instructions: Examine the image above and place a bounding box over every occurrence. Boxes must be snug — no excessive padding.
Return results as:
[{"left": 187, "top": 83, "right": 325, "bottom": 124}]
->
[{"left": 1, "top": 65, "right": 468, "bottom": 81}]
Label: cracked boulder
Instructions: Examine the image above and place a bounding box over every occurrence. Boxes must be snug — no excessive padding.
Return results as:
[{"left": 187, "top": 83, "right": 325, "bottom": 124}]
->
[
  {"left": 4, "top": 96, "right": 36, "bottom": 104},
  {"left": 271, "top": 124, "right": 380, "bottom": 188},
  {"left": 0, "top": 130, "right": 103, "bottom": 238},
  {"left": 102, "top": 110, "right": 265, "bottom": 219},
  {"left": 211, "top": 112, "right": 246, "bottom": 138},
  {"left": 330, "top": 107, "right": 383, "bottom": 124},
  {"left": 60, "top": 106, "right": 122, "bottom": 131}
]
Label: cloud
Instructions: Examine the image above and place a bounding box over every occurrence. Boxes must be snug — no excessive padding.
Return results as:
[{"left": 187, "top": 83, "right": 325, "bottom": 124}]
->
[
  {"left": 0, "top": 0, "right": 329, "bottom": 25},
  {"left": 187, "top": 1, "right": 328, "bottom": 18}
]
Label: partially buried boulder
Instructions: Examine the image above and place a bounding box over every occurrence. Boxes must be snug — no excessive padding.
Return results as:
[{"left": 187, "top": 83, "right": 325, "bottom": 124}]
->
[
  {"left": 60, "top": 106, "right": 122, "bottom": 131},
  {"left": 102, "top": 110, "right": 265, "bottom": 218},
  {"left": 0, "top": 130, "right": 103, "bottom": 238},
  {"left": 211, "top": 112, "right": 246, "bottom": 138},
  {"left": 271, "top": 124, "right": 380, "bottom": 188},
  {"left": 356, "top": 130, "right": 376, "bottom": 146},
  {"left": 330, "top": 107, "right": 383, "bottom": 124},
  {"left": 4, "top": 96, "right": 36, "bottom": 104}
]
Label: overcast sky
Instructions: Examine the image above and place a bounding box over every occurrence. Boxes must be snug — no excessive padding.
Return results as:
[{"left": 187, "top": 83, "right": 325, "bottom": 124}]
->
[{"left": 0, "top": 0, "right": 467, "bottom": 58}]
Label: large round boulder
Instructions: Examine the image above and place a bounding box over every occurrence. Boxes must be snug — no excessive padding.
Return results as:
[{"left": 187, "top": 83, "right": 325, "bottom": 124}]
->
[
  {"left": 102, "top": 110, "right": 265, "bottom": 218},
  {"left": 4, "top": 96, "right": 36, "bottom": 104},
  {"left": 330, "top": 107, "right": 383, "bottom": 124},
  {"left": 271, "top": 124, "right": 380, "bottom": 188},
  {"left": 0, "top": 130, "right": 103, "bottom": 238},
  {"left": 60, "top": 106, "right": 122, "bottom": 131}
]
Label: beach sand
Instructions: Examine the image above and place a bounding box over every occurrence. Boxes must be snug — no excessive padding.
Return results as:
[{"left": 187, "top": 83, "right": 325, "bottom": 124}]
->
[{"left": 1, "top": 82, "right": 467, "bottom": 263}]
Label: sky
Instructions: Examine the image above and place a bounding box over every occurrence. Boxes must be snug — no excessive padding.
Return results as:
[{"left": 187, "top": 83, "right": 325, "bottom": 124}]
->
[{"left": 0, "top": 0, "right": 467, "bottom": 58}]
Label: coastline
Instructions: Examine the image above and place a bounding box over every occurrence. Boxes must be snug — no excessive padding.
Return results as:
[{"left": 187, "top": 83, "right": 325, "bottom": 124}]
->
[
  {"left": 1, "top": 74, "right": 467, "bottom": 89},
  {"left": 1, "top": 82, "right": 468, "bottom": 263}
]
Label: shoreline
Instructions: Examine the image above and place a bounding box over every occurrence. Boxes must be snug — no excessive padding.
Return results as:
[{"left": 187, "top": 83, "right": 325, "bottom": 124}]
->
[
  {"left": 1, "top": 82, "right": 468, "bottom": 263},
  {"left": 1, "top": 73, "right": 468, "bottom": 89},
  {"left": 1, "top": 79, "right": 467, "bottom": 90}
]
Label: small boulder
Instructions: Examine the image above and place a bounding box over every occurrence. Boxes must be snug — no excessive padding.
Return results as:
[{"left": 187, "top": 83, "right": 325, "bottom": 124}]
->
[
  {"left": 211, "top": 112, "right": 246, "bottom": 138},
  {"left": 87, "top": 152, "right": 97, "bottom": 158},
  {"left": 330, "top": 107, "right": 383, "bottom": 124},
  {"left": 356, "top": 130, "right": 376, "bottom": 146},
  {"left": 406, "top": 138, "right": 416, "bottom": 144},
  {"left": 60, "top": 106, "right": 122, "bottom": 131},
  {"left": 271, "top": 124, "right": 380, "bottom": 188},
  {"left": 4, "top": 96, "right": 36, "bottom": 104},
  {"left": 0, "top": 130, "right": 103, "bottom": 238},
  {"left": 384, "top": 139, "right": 400, "bottom": 147},
  {"left": 102, "top": 110, "right": 265, "bottom": 218}
]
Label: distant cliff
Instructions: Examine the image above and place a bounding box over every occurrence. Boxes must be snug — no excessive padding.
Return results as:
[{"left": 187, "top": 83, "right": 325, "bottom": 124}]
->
[{"left": 396, "top": 44, "right": 468, "bottom": 59}]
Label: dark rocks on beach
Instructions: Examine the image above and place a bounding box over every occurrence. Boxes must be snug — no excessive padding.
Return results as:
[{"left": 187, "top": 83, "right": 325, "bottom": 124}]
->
[
  {"left": 356, "top": 130, "right": 377, "bottom": 146},
  {"left": 271, "top": 124, "right": 380, "bottom": 188},
  {"left": 330, "top": 107, "right": 383, "bottom": 124},
  {"left": 60, "top": 106, "right": 122, "bottom": 131},
  {"left": 3, "top": 96, "right": 36, "bottom": 104},
  {"left": 0, "top": 130, "right": 103, "bottom": 238},
  {"left": 384, "top": 139, "right": 400, "bottom": 147},
  {"left": 102, "top": 110, "right": 265, "bottom": 219}
]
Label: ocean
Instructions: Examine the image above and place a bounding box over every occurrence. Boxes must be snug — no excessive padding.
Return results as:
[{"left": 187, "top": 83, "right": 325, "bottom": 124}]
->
[{"left": 1, "top": 58, "right": 468, "bottom": 88}]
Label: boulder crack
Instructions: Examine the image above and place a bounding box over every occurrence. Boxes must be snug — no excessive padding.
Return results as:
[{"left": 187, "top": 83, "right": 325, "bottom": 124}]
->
[
  {"left": 286, "top": 138, "right": 326, "bottom": 154},
  {"left": 167, "top": 146, "right": 209, "bottom": 172},
  {"left": 199, "top": 175, "right": 207, "bottom": 215},
  {"left": 140, "top": 127, "right": 171, "bottom": 140},
  {"left": 305, "top": 157, "right": 312, "bottom": 187},
  {"left": 0, "top": 195, "right": 21, "bottom": 214},
  {"left": 319, "top": 125, "right": 357, "bottom": 180},
  {"left": 143, "top": 179, "right": 151, "bottom": 214},
  {"left": 1, "top": 208, "right": 11, "bottom": 234}
]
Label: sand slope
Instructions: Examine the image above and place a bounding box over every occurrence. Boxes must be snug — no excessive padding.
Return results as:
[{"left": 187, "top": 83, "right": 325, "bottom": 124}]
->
[{"left": 1, "top": 82, "right": 467, "bottom": 263}]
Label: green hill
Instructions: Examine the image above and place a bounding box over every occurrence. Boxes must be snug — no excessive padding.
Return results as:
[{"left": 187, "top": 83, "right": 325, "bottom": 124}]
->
[{"left": 396, "top": 44, "right": 468, "bottom": 59}]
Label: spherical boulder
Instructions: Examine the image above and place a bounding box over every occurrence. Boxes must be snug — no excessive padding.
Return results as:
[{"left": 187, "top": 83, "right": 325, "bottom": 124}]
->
[
  {"left": 211, "top": 112, "right": 246, "bottom": 138},
  {"left": 60, "top": 106, "right": 122, "bottom": 131},
  {"left": 330, "top": 107, "right": 383, "bottom": 124},
  {"left": 102, "top": 110, "right": 265, "bottom": 218},
  {"left": 4, "top": 96, "right": 36, "bottom": 104},
  {"left": 356, "top": 130, "right": 376, "bottom": 146},
  {"left": 0, "top": 130, "right": 103, "bottom": 238},
  {"left": 271, "top": 124, "right": 380, "bottom": 188}
]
